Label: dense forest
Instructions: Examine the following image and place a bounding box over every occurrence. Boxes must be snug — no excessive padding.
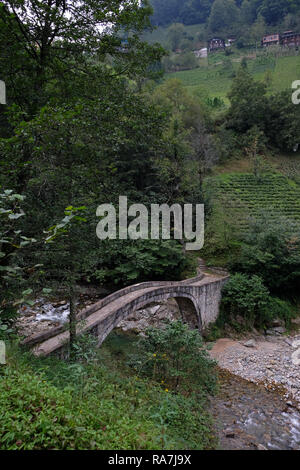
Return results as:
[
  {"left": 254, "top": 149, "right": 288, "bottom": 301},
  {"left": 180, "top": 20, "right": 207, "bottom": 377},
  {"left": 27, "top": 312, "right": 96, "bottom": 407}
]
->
[{"left": 150, "top": 0, "right": 300, "bottom": 33}]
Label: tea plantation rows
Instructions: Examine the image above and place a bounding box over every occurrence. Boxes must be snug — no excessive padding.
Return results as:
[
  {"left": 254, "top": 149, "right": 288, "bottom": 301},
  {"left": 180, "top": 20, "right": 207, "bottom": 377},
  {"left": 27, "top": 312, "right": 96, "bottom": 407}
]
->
[{"left": 209, "top": 173, "right": 300, "bottom": 232}]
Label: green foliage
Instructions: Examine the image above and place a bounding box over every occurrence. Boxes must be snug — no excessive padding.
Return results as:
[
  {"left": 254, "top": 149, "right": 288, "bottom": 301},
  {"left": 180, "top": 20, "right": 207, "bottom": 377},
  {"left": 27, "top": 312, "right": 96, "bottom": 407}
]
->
[
  {"left": 1, "top": 83, "right": 191, "bottom": 288},
  {"left": 267, "top": 297, "right": 295, "bottom": 328},
  {"left": 0, "top": 357, "right": 160, "bottom": 450},
  {"left": 167, "top": 23, "right": 186, "bottom": 51},
  {"left": 209, "top": 173, "right": 300, "bottom": 233},
  {"left": 149, "top": 391, "right": 216, "bottom": 450},
  {"left": 0, "top": 339, "right": 216, "bottom": 450},
  {"left": 221, "top": 272, "right": 294, "bottom": 330},
  {"left": 150, "top": 0, "right": 300, "bottom": 37},
  {"left": 128, "top": 320, "right": 217, "bottom": 394},
  {"left": 94, "top": 240, "right": 188, "bottom": 286},
  {"left": 0, "top": 190, "right": 37, "bottom": 327},
  {"left": 226, "top": 66, "right": 300, "bottom": 151},
  {"left": 167, "top": 53, "right": 300, "bottom": 118},
  {"left": 150, "top": 1, "right": 214, "bottom": 27},
  {"left": 0, "top": 1, "right": 164, "bottom": 116},
  {"left": 150, "top": 78, "right": 216, "bottom": 200},
  {"left": 203, "top": 198, "right": 240, "bottom": 258},
  {"left": 208, "top": 0, "right": 240, "bottom": 36},
  {"left": 266, "top": 90, "right": 300, "bottom": 152},
  {"left": 230, "top": 214, "right": 300, "bottom": 297},
  {"left": 221, "top": 273, "right": 279, "bottom": 329},
  {"left": 227, "top": 67, "right": 268, "bottom": 133}
]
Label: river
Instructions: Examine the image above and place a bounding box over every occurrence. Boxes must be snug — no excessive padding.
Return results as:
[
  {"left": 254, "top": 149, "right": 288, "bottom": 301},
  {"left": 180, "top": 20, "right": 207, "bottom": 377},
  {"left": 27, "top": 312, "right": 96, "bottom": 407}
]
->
[{"left": 211, "top": 368, "right": 300, "bottom": 450}]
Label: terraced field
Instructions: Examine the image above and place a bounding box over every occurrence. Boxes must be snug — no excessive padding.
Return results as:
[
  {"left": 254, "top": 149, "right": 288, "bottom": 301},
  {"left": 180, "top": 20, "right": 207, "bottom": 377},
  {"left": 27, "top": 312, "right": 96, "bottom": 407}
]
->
[{"left": 207, "top": 173, "right": 300, "bottom": 232}]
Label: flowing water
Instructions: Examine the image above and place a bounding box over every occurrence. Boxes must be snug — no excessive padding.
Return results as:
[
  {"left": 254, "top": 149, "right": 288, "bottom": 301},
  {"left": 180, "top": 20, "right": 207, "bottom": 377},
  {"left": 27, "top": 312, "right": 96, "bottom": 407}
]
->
[{"left": 211, "top": 369, "right": 300, "bottom": 450}]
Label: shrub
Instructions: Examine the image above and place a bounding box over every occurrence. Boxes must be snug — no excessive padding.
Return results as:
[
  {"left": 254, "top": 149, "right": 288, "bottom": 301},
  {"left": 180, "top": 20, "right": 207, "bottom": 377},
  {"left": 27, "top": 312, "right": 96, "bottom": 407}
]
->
[
  {"left": 267, "top": 297, "right": 294, "bottom": 328},
  {"left": 221, "top": 273, "right": 270, "bottom": 328},
  {"left": 221, "top": 273, "right": 293, "bottom": 330},
  {"left": 128, "top": 320, "right": 217, "bottom": 395},
  {"left": 0, "top": 190, "right": 37, "bottom": 330},
  {"left": 93, "top": 239, "right": 188, "bottom": 286},
  {"left": 150, "top": 392, "right": 216, "bottom": 450},
  {"left": 230, "top": 215, "right": 300, "bottom": 298}
]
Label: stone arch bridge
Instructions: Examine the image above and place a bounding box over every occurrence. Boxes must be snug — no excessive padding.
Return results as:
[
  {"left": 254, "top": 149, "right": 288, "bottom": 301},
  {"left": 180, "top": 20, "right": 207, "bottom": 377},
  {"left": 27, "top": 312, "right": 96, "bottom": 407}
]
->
[{"left": 25, "top": 272, "right": 229, "bottom": 357}]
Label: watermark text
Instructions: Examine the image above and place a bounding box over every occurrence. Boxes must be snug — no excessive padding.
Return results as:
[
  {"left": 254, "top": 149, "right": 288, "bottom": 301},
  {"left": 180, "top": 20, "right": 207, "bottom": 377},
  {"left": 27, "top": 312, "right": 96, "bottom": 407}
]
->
[{"left": 96, "top": 197, "right": 204, "bottom": 251}]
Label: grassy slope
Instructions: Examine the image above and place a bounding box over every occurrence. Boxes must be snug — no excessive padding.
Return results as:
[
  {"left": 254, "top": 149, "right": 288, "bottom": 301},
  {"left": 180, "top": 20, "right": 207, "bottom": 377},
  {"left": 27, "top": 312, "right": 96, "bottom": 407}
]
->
[
  {"left": 161, "top": 39, "right": 300, "bottom": 236},
  {"left": 166, "top": 53, "right": 300, "bottom": 103},
  {"left": 0, "top": 339, "right": 215, "bottom": 450},
  {"left": 144, "top": 21, "right": 300, "bottom": 101}
]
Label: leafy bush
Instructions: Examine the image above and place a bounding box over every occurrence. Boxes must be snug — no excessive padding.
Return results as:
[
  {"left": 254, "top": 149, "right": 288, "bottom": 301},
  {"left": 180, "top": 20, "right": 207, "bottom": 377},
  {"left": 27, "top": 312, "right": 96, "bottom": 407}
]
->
[
  {"left": 93, "top": 240, "right": 188, "bottom": 286},
  {"left": 0, "top": 365, "right": 158, "bottom": 450},
  {"left": 221, "top": 273, "right": 267, "bottom": 328},
  {"left": 220, "top": 273, "right": 293, "bottom": 330},
  {"left": 128, "top": 321, "right": 216, "bottom": 395},
  {"left": 150, "top": 392, "right": 216, "bottom": 450},
  {"left": 0, "top": 191, "right": 37, "bottom": 329},
  {"left": 230, "top": 215, "right": 300, "bottom": 297},
  {"left": 267, "top": 297, "right": 294, "bottom": 328}
]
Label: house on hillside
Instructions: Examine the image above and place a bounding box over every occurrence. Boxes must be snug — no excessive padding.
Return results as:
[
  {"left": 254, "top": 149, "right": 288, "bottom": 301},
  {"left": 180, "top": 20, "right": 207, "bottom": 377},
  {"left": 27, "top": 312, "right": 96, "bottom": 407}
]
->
[
  {"left": 208, "top": 37, "right": 225, "bottom": 52},
  {"left": 262, "top": 33, "right": 280, "bottom": 47},
  {"left": 281, "top": 31, "right": 300, "bottom": 47},
  {"left": 261, "top": 31, "right": 300, "bottom": 48}
]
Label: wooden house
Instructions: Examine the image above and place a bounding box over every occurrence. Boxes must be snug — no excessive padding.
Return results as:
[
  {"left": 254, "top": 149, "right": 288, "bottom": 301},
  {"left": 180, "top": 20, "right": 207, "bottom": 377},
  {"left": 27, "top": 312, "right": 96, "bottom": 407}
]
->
[
  {"left": 262, "top": 34, "right": 280, "bottom": 47},
  {"left": 281, "top": 31, "right": 300, "bottom": 47},
  {"left": 208, "top": 38, "right": 225, "bottom": 52}
]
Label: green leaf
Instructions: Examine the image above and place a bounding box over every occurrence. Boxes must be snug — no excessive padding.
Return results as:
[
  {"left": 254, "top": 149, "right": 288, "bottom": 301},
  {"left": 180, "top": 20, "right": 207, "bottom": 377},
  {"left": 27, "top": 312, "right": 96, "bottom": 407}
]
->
[
  {"left": 22, "top": 289, "right": 33, "bottom": 296},
  {"left": 42, "top": 288, "right": 52, "bottom": 294}
]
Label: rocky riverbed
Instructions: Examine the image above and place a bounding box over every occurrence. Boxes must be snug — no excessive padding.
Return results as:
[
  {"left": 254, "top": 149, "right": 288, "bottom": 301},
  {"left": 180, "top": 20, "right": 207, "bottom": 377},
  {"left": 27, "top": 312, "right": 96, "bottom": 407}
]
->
[
  {"left": 117, "top": 299, "right": 181, "bottom": 333},
  {"left": 17, "top": 296, "right": 182, "bottom": 339}
]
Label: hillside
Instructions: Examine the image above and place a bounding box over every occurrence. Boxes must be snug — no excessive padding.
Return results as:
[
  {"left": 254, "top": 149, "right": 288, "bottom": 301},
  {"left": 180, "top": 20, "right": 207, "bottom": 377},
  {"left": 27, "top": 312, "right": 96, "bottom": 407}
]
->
[
  {"left": 149, "top": 0, "right": 300, "bottom": 38},
  {"left": 166, "top": 53, "right": 300, "bottom": 103}
]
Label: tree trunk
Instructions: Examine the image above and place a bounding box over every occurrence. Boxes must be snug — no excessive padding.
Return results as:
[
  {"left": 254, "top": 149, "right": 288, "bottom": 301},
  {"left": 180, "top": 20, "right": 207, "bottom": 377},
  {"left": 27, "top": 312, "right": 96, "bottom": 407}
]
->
[{"left": 69, "top": 284, "right": 77, "bottom": 359}]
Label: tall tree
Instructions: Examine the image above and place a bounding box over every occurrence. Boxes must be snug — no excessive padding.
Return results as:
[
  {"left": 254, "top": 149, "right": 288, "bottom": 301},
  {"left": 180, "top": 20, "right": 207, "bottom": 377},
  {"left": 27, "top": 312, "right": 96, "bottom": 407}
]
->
[
  {"left": 167, "top": 23, "right": 185, "bottom": 51},
  {"left": 226, "top": 67, "right": 268, "bottom": 133},
  {"left": 240, "top": 0, "right": 256, "bottom": 24},
  {"left": 0, "top": 0, "right": 164, "bottom": 116},
  {"left": 208, "top": 0, "right": 240, "bottom": 35}
]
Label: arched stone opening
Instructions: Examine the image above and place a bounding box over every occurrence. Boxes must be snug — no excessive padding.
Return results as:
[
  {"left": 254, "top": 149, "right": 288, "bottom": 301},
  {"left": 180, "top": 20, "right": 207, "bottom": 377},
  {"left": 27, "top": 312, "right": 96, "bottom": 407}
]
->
[
  {"left": 133, "top": 292, "right": 201, "bottom": 332},
  {"left": 174, "top": 297, "right": 202, "bottom": 331}
]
